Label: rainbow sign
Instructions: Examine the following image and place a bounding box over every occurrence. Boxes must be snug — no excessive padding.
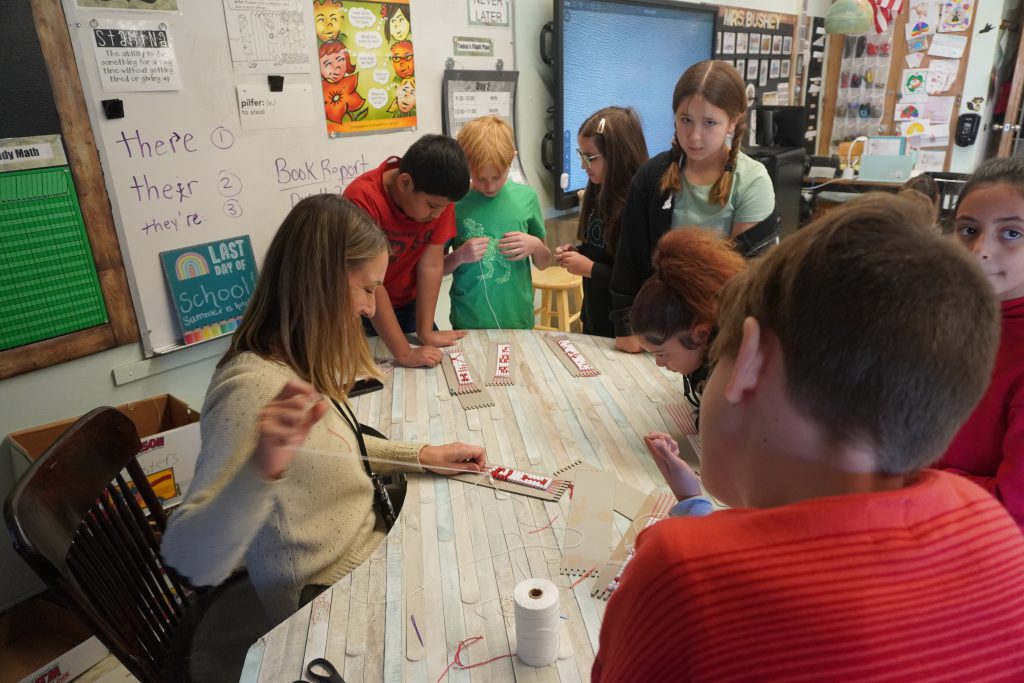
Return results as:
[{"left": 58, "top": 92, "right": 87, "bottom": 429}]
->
[
  {"left": 160, "top": 236, "right": 257, "bottom": 346},
  {"left": 174, "top": 252, "right": 210, "bottom": 280}
]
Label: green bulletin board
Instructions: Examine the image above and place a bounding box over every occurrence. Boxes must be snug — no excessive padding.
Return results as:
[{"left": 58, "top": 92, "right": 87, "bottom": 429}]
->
[{"left": 0, "top": 166, "right": 108, "bottom": 351}]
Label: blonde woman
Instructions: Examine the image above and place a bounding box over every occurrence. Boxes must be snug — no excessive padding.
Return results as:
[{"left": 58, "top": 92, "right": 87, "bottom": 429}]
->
[{"left": 162, "top": 194, "right": 486, "bottom": 624}]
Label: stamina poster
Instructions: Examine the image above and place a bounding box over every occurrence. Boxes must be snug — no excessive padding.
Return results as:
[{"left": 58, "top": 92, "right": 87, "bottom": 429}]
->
[{"left": 314, "top": 0, "right": 416, "bottom": 137}]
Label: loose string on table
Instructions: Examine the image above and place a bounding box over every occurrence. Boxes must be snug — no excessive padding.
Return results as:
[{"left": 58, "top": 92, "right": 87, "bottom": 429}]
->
[{"left": 296, "top": 445, "right": 588, "bottom": 606}]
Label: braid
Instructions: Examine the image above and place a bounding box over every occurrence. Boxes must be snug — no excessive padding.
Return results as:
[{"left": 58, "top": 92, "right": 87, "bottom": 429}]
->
[
  {"left": 709, "top": 119, "right": 744, "bottom": 206},
  {"left": 659, "top": 137, "right": 686, "bottom": 195}
]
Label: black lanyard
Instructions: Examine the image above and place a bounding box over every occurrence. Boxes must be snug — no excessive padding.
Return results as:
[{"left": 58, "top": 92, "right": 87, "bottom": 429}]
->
[{"left": 331, "top": 398, "right": 397, "bottom": 531}]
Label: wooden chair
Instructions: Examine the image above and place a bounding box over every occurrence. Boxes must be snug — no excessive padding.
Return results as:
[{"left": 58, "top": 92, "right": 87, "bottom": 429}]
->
[
  {"left": 533, "top": 266, "right": 584, "bottom": 332},
  {"left": 3, "top": 407, "right": 269, "bottom": 682}
]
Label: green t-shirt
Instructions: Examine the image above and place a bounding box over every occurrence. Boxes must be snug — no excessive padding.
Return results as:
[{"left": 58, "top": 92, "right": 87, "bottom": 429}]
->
[
  {"left": 671, "top": 151, "right": 775, "bottom": 236},
  {"left": 451, "top": 182, "right": 546, "bottom": 329}
]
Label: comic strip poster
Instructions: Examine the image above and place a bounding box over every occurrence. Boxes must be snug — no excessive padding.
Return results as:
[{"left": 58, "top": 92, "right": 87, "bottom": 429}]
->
[{"left": 314, "top": 0, "right": 416, "bottom": 136}]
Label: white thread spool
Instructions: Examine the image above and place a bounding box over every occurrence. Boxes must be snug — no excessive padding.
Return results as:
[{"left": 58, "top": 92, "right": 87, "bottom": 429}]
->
[{"left": 513, "top": 578, "right": 560, "bottom": 666}]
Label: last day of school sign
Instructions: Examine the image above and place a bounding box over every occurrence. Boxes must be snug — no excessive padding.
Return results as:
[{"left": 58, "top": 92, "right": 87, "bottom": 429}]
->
[{"left": 160, "top": 235, "right": 257, "bottom": 345}]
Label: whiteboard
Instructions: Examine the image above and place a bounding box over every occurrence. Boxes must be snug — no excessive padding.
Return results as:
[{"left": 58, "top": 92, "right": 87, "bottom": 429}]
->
[{"left": 61, "top": 0, "right": 513, "bottom": 355}]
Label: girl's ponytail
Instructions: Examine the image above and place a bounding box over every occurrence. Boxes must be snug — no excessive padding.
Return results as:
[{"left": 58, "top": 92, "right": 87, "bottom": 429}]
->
[
  {"left": 659, "top": 137, "right": 686, "bottom": 195},
  {"left": 709, "top": 116, "right": 745, "bottom": 206}
]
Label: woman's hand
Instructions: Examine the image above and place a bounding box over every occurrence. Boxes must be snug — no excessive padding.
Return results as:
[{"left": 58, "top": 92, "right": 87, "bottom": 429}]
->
[
  {"left": 643, "top": 432, "right": 702, "bottom": 501},
  {"left": 419, "top": 442, "right": 487, "bottom": 475},
  {"left": 253, "top": 380, "right": 328, "bottom": 480},
  {"left": 553, "top": 243, "right": 578, "bottom": 257}
]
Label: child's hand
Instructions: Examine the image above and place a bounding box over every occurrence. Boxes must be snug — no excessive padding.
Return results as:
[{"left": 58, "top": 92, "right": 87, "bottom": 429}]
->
[
  {"left": 643, "top": 432, "right": 702, "bottom": 501},
  {"left": 615, "top": 335, "right": 644, "bottom": 353},
  {"left": 553, "top": 243, "right": 578, "bottom": 257},
  {"left": 395, "top": 345, "right": 443, "bottom": 368},
  {"left": 419, "top": 442, "right": 488, "bottom": 475},
  {"left": 253, "top": 380, "right": 328, "bottom": 480},
  {"left": 455, "top": 237, "right": 489, "bottom": 265},
  {"left": 498, "top": 231, "right": 543, "bottom": 262},
  {"left": 556, "top": 249, "right": 594, "bottom": 277},
  {"left": 419, "top": 329, "right": 466, "bottom": 348}
]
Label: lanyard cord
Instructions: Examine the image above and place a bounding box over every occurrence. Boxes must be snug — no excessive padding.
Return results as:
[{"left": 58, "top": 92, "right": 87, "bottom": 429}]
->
[{"left": 331, "top": 397, "right": 397, "bottom": 530}]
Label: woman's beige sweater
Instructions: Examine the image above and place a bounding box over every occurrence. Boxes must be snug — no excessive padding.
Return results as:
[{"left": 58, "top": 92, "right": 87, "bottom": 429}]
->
[{"left": 161, "top": 352, "right": 423, "bottom": 623}]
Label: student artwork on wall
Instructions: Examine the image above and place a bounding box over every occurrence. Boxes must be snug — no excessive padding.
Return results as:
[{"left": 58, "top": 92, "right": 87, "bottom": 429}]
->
[
  {"left": 78, "top": 0, "right": 178, "bottom": 8},
  {"left": 939, "top": 0, "right": 973, "bottom": 32},
  {"left": 223, "top": 0, "right": 310, "bottom": 75},
  {"left": 315, "top": 0, "right": 417, "bottom": 137}
]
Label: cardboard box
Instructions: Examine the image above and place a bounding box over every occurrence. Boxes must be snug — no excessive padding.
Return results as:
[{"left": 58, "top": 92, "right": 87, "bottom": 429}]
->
[
  {"left": 0, "top": 596, "right": 109, "bottom": 683},
  {"left": 9, "top": 394, "right": 201, "bottom": 508}
]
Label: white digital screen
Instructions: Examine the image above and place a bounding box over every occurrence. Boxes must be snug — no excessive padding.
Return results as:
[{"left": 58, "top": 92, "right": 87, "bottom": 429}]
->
[{"left": 559, "top": 0, "right": 715, "bottom": 201}]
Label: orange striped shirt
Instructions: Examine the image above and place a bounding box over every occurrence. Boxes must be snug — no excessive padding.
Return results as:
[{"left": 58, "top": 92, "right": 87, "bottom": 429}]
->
[{"left": 593, "top": 470, "right": 1024, "bottom": 682}]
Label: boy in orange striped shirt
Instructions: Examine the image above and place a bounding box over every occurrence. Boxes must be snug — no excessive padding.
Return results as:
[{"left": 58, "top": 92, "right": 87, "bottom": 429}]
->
[{"left": 594, "top": 193, "right": 1024, "bottom": 682}]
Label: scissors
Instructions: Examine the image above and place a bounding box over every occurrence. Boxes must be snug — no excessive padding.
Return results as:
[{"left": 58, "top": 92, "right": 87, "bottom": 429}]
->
[{"left": 292, "top": 657, "right": 346, "bottom": 683}]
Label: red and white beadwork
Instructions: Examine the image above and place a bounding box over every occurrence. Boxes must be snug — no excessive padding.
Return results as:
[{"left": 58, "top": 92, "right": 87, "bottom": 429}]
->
[
  {"left": 449, "top": 351, "right": 474, "bottom": 386},
  {"left": 494, "top": 344, "right": 511, "bottom": 379},
  {"left": 488, "top": 466, "right": 553, "bottom": 491},
  {"left": 555, "top": 338, "right": 597, "bottom": 374}
]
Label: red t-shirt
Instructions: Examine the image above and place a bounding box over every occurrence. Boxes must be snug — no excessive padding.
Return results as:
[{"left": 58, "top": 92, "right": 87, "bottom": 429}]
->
[
  {"left": 593, "top": 469, "right": 1024, "bottom": 682},
  {"left": 343, "top": 157, "right": 455, "bottom": 308},
  {"left": 937, "top": 296, "right": 1024, "bottom": 528}
]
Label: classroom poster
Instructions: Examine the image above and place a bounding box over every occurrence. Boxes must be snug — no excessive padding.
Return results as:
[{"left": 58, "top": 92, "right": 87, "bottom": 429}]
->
[
  {"left": 91, "top": 21, "right": 181, "bottom": 92},
  {"left": 314, "top": 0, "right": 417, "bottom": 137},
  {"left": 222, "top": 0, "right": 310, "bottom": 75},
  {"left": 160, "top": 236, "right": 257, "bottom": 345}
]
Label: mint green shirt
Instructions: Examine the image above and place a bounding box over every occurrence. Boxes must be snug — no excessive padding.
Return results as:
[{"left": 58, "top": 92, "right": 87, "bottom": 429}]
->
[
  {"left": 671, "top": 151, "right": 775, "bottom": 236},
  {"left": 451, "top": 182, "right": 546, "bottom": 329}
]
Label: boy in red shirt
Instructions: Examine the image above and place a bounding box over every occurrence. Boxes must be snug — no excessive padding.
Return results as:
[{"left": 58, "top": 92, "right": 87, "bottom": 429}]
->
[
  {"left": 594, "top": 194, "right": 1024, "bottom": 682},
  {"left": 344, "top": 135, "right": 469, "bottom": 367}
]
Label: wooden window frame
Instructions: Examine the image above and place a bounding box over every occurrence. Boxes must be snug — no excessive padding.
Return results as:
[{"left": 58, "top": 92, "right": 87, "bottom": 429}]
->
[{"left": 0, "top": 0, "right": 139, "bottom": 380}]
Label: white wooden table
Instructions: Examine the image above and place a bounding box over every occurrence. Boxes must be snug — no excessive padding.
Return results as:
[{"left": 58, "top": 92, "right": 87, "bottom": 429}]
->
[{"left": 240, "top": 330, "right": 696, "bottom": 682}]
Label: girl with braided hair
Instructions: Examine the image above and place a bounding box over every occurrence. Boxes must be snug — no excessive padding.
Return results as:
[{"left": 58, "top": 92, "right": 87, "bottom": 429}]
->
[{"left": 610, "top": 60, "right": 775, "bottom": 353}]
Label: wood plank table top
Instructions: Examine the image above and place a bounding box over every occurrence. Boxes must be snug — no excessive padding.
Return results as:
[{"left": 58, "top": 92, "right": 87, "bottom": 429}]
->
[{"left": 240, "top": 329, "right": 698, "bottom": 683}]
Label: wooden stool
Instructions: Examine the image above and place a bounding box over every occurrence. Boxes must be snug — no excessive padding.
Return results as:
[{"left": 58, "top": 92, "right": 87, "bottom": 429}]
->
[{"left": 532, "top": 266, "right": 584, "bottom": 332}]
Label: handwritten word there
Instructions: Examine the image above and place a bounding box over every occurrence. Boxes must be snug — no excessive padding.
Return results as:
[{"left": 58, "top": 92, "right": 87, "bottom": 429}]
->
[{"left": 116, "top": 129, "right": 197, "bottom": 159}]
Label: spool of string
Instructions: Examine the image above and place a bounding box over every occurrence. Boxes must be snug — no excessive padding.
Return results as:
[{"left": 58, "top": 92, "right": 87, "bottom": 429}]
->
[{"left": 513, "top": 578, "right": 560, "bottom": 666}]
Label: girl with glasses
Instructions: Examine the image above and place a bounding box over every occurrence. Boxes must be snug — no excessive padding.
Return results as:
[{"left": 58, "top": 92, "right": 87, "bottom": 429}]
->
[{"left": 555, "top": 107, "right": 648, "bottom": 337}]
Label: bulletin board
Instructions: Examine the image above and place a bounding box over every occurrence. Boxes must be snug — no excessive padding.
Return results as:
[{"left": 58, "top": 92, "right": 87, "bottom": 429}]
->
[
  {"left": 57, "top": 0, "right": 514, "bottom": 356},
  {"left": 820, "top": 0, "right": 979, "bottom": 172},
  {"left": 713, "top": 6, "right": 799, "bottom": 107},
  {"left": 0, "top": 1, "right": 138, "bottom": 379}
]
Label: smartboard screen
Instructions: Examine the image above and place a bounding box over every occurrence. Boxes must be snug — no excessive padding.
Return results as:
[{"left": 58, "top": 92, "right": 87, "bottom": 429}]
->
[{"left": 557, "top": 0, "right": 715, "bottom": 208}]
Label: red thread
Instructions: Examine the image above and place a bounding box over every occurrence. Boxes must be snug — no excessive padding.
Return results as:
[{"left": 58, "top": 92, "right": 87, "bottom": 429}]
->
[
  {"left": 528, "top": 514, "right": 559, "bottom": 534},
  {"left": 569, "top": 566, "right": 597, "bottom": 589},
  {"left": 327, "top": 427, "right": 352, "bottom": 449},
  {"left": 435, "top": 636, "right": 514, "bottom": 682}
]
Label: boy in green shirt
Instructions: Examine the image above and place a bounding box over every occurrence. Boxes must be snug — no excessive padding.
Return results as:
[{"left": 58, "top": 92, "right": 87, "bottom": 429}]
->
[{"left": 445, "top": 116, "right": 551, "bottom": 329}]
